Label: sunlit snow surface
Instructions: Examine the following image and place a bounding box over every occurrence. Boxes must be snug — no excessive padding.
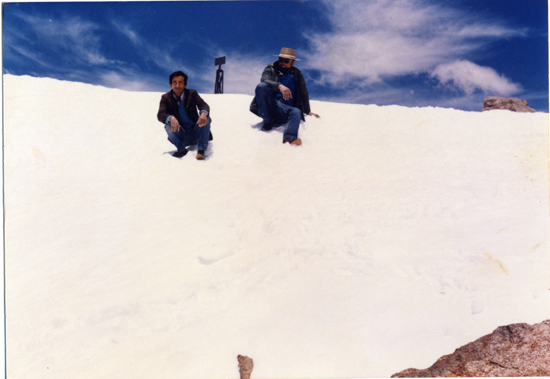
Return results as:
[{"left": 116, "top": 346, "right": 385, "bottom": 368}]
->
[{"left": 4, "top": 75, "right": 549, "bottom": 378}]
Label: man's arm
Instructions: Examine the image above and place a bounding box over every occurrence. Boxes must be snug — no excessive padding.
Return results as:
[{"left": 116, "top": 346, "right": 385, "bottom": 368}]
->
[
  {"left": 260, "top": 65, "right": 280, "bottom": 91},
  {"left": 197, "top": 111, "right": 208, "bottom": 127},
  {"left": 157, "top": 94, "right": 172, "bottom": 123},
  {"left": 297, "top": 70, "right": 310, "bottom": 113},
  {"left": 191, "top": 90, "right": 210, "bottom": 115},
  {"left": 158, "top": 94, "right": 182, "bottom": 132},
  {"left": 295, "top": 70, "right": 319, "bottom": 118},
  {"left": 189, "top": 90, "right": 210, "bottom": 127}
]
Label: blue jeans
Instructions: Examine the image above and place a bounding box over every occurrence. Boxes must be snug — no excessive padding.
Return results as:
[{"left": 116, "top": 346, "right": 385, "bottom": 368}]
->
[
  {"left": 255, "top": 82, "right": 302, "bottom": 141},
  {"left": 165, "top": 117, "right": 211, "bottom": 152}
]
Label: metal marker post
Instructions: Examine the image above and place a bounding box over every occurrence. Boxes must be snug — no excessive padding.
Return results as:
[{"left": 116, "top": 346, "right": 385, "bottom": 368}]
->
[{"left": 214, "top": 56, "right": 226, "bottom": 94}]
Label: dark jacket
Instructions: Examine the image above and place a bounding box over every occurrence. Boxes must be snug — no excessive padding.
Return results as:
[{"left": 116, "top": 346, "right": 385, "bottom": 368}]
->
[
  {"left": 250, "top": 61, "right": 311, "bottom": 121},
  {"left": 157, "top": 88, "right": 210, "bottom": 125}
]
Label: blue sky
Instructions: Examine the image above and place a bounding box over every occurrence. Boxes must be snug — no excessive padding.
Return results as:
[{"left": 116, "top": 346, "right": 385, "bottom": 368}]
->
[{"left": 3, "top": 0, "right": 548, "bottom": 111}]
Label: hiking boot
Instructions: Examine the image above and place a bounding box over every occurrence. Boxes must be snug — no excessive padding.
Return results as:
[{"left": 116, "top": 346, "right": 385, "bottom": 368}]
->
[
  {"left": 283, "top": 137, "right": 302, "bottom": 146},
  {"left": 196, "top": 150, "right": 206, "bottom": 160},
  {"left": 172, "top": 149, "right": 188, "bottom": 158}
]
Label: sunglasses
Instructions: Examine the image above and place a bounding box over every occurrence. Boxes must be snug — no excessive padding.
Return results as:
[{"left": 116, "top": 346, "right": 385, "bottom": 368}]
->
[{"left": 279, "top": 58, "right": 294, "bottom": 64}]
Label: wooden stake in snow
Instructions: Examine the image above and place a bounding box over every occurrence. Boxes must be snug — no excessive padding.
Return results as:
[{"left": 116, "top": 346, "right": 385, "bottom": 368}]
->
[{"left": 238, "top": 355, "right": 254, "bottom": 379}]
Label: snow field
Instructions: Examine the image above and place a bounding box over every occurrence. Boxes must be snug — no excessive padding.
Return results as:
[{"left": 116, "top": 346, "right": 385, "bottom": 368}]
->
[{"left": 3, "top": 74, "right": 549, "bottom": 378}]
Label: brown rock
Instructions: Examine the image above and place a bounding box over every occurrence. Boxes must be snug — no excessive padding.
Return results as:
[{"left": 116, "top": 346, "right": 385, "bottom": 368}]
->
[
  {"left": 392, "top": 319, "right": 550, "bottom": 377},
  {"left": 482, "top": 96, "right": 537, "bottom": 113},
  {"left": 238, "top": 355, "right": 254, "bottom": 379}
]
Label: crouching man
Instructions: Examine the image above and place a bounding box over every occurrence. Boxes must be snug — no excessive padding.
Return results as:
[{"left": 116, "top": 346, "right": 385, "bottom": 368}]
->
[
  {"left": 157, "top": 71, "right": 212, "bottom": 160},
  {"left": 250, "top": 47, "right": 319, "bottom": 146}
]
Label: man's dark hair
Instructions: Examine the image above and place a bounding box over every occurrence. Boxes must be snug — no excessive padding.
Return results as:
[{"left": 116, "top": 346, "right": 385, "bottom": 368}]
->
[{"left": 169, "top": 71, "right": 188, "bottom": 85}]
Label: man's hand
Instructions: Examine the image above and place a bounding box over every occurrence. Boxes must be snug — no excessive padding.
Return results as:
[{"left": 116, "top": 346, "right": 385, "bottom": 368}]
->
[
  {"left": 308, "top": 112, "right": 320, "bottom": 118},
  {"left": 278, "top": 84, "right": 292, "bottom": 101},
  {"left": 197, "top": 111, "right": 208, "bottom": 127},
  {"left": 170, "top": 116, "right": 181, "bottom": 132}
]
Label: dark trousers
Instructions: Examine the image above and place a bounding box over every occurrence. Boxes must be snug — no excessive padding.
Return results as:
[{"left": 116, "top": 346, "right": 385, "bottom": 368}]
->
[
  {"left": 165, "top": 117, "right": 211, "bottom": 152},
  {"left": 255, "top": 83, "right": 302, "bottom": 141}
]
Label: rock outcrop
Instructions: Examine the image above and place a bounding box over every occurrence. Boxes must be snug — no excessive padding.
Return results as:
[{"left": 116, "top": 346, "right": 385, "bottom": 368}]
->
[
  {"left": 238, "top": 355, "right": 254, "bottom": 379},
  {"left": 392, "top": 319, "right": 550, "bottom": 377},
  {"left": 482, "top": 96, "right": 537, "bottom": 113}
]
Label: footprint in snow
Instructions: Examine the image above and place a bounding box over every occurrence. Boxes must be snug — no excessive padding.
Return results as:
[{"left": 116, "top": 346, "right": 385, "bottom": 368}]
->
[{"left": 198, "top": 250, "right": 236, "bottom": 265}]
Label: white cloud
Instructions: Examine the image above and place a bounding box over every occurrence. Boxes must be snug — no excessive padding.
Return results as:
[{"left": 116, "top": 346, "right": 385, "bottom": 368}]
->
[
  {"left": 303, "top": 31, "right": 461, "bottom": 86},
  {"left": 431, "top": 60, "right": 522, "bottom": 96},
  {"left": 221, "top": 57, "right": 269, "bottom": 95},
  {"left": 304, "top": 0, "right": 526, "bottom": 92},
  {"left": 456, "top": 25, "right": 528, "bottom": 38}
]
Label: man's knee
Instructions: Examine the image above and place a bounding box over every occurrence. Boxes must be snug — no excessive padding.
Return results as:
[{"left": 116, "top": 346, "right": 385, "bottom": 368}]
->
[
  {"left": 202, "top": 117, "right": 212, "bottom": 130},
  {"left": 164, "top": 123, "right": 175, "bottom": 137},
  {"left": 255, "top": 82, "right": 271, "bottom": 95},
  {"left": 289, "top": 107, "right": 301, "bottom": 119}
]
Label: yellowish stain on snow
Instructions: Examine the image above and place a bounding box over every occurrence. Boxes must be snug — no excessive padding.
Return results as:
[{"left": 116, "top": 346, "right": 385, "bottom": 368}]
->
[
  {"left": 513, "top": 131, "right": 548, "bottom": 191},
  {"left": 32, "top": 146, "right": 46, "bottom": 169},
  {"left": 483, "top": 252, "right": 509, "bottom": 276}
]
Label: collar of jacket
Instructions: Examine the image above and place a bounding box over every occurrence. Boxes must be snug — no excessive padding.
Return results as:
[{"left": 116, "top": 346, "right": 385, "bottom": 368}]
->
[{"left": 171, "top": 89, "right": 187, "bottom": 104}]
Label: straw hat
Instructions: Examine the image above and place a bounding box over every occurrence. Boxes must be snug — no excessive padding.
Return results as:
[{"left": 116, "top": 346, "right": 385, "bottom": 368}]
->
[{"left": 274, "top": 47, "right": 300, "bottom": 61}]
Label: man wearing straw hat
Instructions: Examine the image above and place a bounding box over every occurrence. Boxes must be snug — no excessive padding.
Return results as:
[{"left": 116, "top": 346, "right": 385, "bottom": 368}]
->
[{"left": 250, "top": 47, "right": 320, "bottom": 146}]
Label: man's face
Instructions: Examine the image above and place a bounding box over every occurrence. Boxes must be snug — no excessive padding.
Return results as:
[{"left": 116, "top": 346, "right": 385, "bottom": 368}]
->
[
  {"left": 279, "top": 58, "right": 295, "bottom": 69},
  {"left": 171, "top": 76, "right": 186, "bottom": 97}
]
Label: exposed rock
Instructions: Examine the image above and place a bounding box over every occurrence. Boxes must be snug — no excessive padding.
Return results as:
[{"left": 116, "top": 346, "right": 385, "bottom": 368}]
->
[
  {"left": 482, "top": 96, "right": 537, "bottom": 113},
  {"left": 238, "top": 355, "right": 254, "bottom": 379},
  {"left": 392, "top": 319, "right": 550, "bottom": 377}
]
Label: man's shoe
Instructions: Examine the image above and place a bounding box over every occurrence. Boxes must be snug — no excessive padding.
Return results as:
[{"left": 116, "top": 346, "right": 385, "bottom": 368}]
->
[
  {"left": 196, "top": 150, "right": 206, "bottom": 160},
  {"left": 283, "top": 137, "right": 302, "bottom": 146},
  {"left": 261, "top": 122, "right": 273, "bottom": 131},
  {"left": 172, "top": 149, "right": 188, "bottom": 158}
]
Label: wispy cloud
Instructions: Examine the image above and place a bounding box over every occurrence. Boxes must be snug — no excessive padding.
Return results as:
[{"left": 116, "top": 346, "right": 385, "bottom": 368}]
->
[
  {"left": 303, "top": 0, "right": 526, "bottom": 101},
  {"left": 98, "top": 71, "right": 162, "bottom": 92},
  {"left": 111, "top": 22, "right": 190, "bottom": 76},
  {"left": 3, "top": 1, "right": 538, "bottom": 110},
  {"left": 431, "top": 60, "right": 521, "bottom": 96},
  {"left": 455, "top": 25, "right": 528, "bottom": 38},
  {"left": 3, "top": 9, "right": 132, "bottom": 88},
  {"left": 4, "top": 10, "right": 193, "bottom": 92},
  {"left": 107, "top": 22, "right": 267, "bottom": 94},
  {"left": 112, "top": 23, "right": 140, "bottom": 46},
  {"left": 7, "top": 11, "right": 117, "bottom": 67}
]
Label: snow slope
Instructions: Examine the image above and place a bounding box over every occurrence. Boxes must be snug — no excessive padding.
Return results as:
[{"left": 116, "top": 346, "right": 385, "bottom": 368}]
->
[{"left": 3, "top": 74, "right": 549, "bottom": 378}]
